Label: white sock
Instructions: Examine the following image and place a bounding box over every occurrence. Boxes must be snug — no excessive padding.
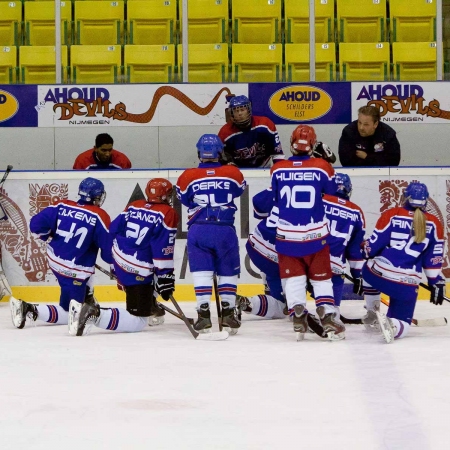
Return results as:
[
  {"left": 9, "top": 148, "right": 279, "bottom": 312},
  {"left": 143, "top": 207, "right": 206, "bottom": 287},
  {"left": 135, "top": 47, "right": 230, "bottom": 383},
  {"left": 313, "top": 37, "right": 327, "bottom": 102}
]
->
[
  {"left": 285, "top": 275, "right": 307, "bottom": 309},
  {"left": 96, "top": 307, "right": 147, "bottom": 333},
  {"left": 36, "top": 304, "right": 68, "bottom": 325},
  {"left": 217, "top": 275, "right": 238, "bottom": 307},
  {"left": 248, "top": 295, "right": 286, "bottom": 319},
  {"left": 192, "top": 271, "right": 214, "bottom": 308},
  {"left": 389, "top": 318, "right": 410, "bottom": 339}
]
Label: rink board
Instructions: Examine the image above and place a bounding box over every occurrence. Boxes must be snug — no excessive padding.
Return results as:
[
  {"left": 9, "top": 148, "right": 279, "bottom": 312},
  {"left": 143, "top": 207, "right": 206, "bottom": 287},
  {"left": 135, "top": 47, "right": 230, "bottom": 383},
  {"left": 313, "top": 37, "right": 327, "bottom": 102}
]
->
[{"left": 0, "top": 168, "right": 449, "bottom": 303}]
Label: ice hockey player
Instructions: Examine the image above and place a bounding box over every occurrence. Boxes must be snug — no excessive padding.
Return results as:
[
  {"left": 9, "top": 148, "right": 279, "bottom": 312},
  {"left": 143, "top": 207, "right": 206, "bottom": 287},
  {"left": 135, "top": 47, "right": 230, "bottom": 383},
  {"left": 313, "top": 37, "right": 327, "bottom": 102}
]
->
[
  {"left": 270, "top": 125, "right": 345, "bottom": 340},
  {"left": 321, "top": 173, "right": 366, "bottom": 317},
  {"left": 10, "top": 177, "right": 112, "bottom": 329},
  {"left": 218, "top": 95, "right": 285, "bottom": 168},
  {"left": 361, "top": 181, "right": 445, "bottom": 343},
  {"left": 176, "top": 134, "right": 246, "bottom": 334},
  {"left": 68, "top": 178, "right": 178, "bottom": 336}
]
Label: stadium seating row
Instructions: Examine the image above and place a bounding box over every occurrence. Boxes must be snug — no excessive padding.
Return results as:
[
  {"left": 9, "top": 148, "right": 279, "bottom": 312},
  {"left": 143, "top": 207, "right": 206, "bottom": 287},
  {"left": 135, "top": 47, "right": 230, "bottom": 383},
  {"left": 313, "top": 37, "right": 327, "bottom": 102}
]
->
[
  {"left": 0, "top": 42, "right": 438, "bottom": 85},
  {"left": 0, "top": 0, "right": 437, "bottom": 47}
]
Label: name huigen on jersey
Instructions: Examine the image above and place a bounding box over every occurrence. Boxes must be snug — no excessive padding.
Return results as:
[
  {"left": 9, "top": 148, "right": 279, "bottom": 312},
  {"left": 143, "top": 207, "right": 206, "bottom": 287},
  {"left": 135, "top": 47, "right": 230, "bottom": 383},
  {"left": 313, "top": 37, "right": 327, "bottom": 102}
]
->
[{"left": 30, "top": 200, "right": 111, "bottom": 279}]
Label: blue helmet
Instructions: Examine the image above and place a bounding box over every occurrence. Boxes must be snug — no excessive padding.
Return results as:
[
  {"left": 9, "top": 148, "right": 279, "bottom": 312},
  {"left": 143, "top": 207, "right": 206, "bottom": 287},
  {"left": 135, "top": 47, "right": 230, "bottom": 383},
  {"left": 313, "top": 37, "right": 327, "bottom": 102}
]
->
[
  {"left": 78, "top": 177, "right": 106, "bottom": 206},
  {"left": 335, "top": 173, "right": 352, "bottom": 200},
  {"left": 228, "top": 95, "right": 252, "bottom": 127},
  {"left": 403, "top": 182, "right": 429, "bottom": 210},
  {"left": 196, "top": 134, "right": 224, "bottom": 160}
]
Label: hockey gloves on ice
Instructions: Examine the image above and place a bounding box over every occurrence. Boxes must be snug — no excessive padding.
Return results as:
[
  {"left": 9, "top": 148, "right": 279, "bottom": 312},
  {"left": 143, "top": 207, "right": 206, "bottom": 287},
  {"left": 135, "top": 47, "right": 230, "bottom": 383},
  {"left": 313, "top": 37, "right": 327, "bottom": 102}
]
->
[
  {"left": 353, "top": 278, "right": 364, "bottom": 296},
  {"left": 155, "top": 272, "right": 175, "bottom": 301},
  {"left": 430, "top": 279, "right": 446, "bottom": 305}
]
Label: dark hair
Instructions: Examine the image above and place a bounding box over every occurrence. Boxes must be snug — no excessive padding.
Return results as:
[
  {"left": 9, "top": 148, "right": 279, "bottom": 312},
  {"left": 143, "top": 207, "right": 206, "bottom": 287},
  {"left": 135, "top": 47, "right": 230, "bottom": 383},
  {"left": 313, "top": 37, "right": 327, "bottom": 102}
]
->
[
  {"left": 358, "top": 106, "right": 380, "bottom": 123},
  {"left": 95, "top": 133, "right": 114, "bottom": 148}
]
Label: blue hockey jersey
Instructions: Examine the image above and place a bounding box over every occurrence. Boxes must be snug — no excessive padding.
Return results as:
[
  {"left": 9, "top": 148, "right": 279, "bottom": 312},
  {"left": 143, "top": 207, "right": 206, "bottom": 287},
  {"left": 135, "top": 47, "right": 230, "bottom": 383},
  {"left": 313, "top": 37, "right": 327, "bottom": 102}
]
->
[
  {"left": 30, "top": 200, "right": 112, "bottom": 280},
  {"left": 270, "top": 155, "right": 336, "bottom": 257},
  {"left": 323, "top": 194, "right": 366, "bottom": 278},
  {"left": 218, "top": 116, "right": 285, "bottom": 168},
  {"left": 109, "top": 200, "right": 179, "bottom": 285},
  {"left": 176, "top": 162, "right": 246, "bottom": 227},
  {"left": 363, "top": 206, "right": 444, "bottom": 286}
]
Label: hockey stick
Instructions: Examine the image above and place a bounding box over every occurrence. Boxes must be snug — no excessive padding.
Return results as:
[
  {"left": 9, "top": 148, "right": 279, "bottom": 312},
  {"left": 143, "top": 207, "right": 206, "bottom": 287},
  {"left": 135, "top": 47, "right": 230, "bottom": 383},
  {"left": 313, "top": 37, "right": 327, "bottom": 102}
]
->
[
  {"left": 94, "top": 263, "right": 195, "bottom": 324},
  {"left": 213, "top": 274, "right": 223, "bottom": 331},
  {"left": 344, "top": 273, "right": 447, "bottom": 327},
  {"left": 169, "top": 295, "right": 228, "bottom": 341},
  {"left": 0, "top": 166, "right": 14, "bottom": 298},
  {"left": 0, "top": 165, "right": 13, "bottom": 189}
]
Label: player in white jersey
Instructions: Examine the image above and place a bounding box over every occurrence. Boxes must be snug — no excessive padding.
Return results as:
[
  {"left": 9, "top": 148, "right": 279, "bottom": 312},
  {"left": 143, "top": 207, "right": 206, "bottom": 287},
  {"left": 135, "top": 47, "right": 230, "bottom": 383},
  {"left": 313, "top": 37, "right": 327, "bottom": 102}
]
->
[
  {"left": 10, "top": 178, "right": 112, "bottom": 329},
  {"left": 361, "top": 181, "right": 445, "bottom": 343},
  {"left": 68, "top": 178, "right": 179, "bottom": 336}
]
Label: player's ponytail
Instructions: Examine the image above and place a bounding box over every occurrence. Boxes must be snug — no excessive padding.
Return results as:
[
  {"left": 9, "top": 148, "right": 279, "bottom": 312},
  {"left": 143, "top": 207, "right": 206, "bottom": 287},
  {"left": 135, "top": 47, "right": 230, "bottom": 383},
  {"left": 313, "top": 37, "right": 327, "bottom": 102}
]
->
[{"left": 412, "top": 208, "right": 426, "bottom": 243}]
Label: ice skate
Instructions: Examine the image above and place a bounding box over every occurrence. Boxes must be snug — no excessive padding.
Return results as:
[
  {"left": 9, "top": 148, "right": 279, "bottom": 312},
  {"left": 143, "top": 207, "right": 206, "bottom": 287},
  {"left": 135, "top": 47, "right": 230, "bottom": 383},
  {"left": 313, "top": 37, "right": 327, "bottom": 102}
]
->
[
  {"left": 235, "top": 295, "right": 252, "bottom": 320},
  {"left": 317, "top": 306, "right": 345, "bottom": 341},
  {"left": 362, "top": 301, "right": 380, "bottom": 332},
  {"left": 293, "top": 304, "right": 308, "bottom": 341},
  {"left": 72, "top": 299, "right": 100, "bottom": 336},
  {"left": 10, "top": 296, "right": 38, "bottom": 329},
  {"left": 375, "top": 311, "right": 397, "bottom": 344},
  {"left": 221, "top": 302, "right": 241, "bottom": 335},
  {"left": 194, "top": 303, "right": 212, "bottom": 333},
  {"left": 148, "top": 303, "right": 165, "bottom": 326}
]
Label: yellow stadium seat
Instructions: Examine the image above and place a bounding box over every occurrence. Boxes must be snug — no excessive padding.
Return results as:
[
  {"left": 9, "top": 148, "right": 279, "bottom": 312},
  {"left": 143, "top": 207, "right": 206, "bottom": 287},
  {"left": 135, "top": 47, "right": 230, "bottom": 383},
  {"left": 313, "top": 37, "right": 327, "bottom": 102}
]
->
[
  {"left": 19, "top": 45, "right": 68, "bottom": 84},
  {"left": 339, "top": 42, "right": 390, "bottom": 81},
  {"left": 0, "top": 2, "right": 21, "bottom": 46},
  {"left": 24, "top": 1, "right": 71, "bottom": 46},
  {"left": 70, "top": 45, "right": 122, "bottom": 83},
  {"left": 392, "top": 41, "right": 436, "bottom": 81},
  {"left": 127, "top": 0, "right": 177, "bottom": 45},
  {"left": 284, "top": 0, "right": 334, "bottom": 43},
  {"left": 74, "top": 1, "right": 124, "bottom": 45},
  {"left": 178, "top": 0, "right": 229, "bottom": 44},
  {"left": 124, "top": 44, "right": 175, "bottom": 83},
  {"left": 285, "top": 43, "right": 336, "bottom": 82},
  {"left": 232, "top": 1, "right": 281, "bottom": 44},
  {"left": 390, "top": 0, "right": 436, "bottom": 42},
  {"left": 232, "top": 43, "right": 282, "bottom": 82},
  {"left": 337, "top": 0, "right": 386, "bottom": 43},
  {"left": 177, "top": 43, "right": 229, "bottom": 82},
  {"left": 0, "top": 46, "right": 17, "bottom": 84}
]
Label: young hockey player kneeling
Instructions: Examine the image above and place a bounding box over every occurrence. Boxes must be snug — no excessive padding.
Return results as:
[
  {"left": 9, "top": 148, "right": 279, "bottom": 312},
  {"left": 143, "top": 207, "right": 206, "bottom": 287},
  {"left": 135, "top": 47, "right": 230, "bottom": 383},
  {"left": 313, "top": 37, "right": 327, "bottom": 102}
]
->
[{"left": 68, "top": 178, "right": 178, "bottom": 336}]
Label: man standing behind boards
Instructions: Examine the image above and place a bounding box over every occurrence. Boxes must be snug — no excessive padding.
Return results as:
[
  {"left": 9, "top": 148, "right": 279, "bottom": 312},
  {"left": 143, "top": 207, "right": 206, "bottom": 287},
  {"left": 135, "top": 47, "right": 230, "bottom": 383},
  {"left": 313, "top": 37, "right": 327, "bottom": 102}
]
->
[
  {"left": 73, "top": 133, "right": 132, "bottom": 170},
  {"left": 338, "top": 106, "right": 401, "bottom": 167}
]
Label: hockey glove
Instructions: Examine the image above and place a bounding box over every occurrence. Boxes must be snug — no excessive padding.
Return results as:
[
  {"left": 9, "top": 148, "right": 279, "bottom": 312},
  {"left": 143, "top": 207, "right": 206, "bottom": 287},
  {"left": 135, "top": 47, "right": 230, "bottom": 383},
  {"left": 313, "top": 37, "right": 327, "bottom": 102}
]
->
[
  {"left": 155, "top": 272, "right": 175, "bottom": 301},
  {"left": 312, "top": 142, "right": 336, "bottom": 163},
  {"left": 430, "top": 279, "right": 446, "bottom": 305},
  {"left": 110, "top": 265, "right": 125, "bottom": 291},
  {"left": 353, "top": 277, "right": 364, "bottom": 296}
]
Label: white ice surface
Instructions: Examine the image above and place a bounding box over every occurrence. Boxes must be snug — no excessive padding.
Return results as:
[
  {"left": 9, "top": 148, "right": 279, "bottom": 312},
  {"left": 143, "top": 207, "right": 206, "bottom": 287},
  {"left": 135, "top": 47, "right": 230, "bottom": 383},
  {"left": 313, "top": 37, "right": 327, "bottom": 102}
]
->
[{"left": 1, "top": 300, "right": 450, "bottom": 450}]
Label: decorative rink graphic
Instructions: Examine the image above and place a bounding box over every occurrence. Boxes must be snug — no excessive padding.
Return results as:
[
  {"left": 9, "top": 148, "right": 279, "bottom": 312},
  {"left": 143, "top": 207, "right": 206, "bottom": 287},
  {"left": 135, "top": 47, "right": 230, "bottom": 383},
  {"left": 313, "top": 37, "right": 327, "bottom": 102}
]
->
[{"left": 0, "top": 171, "right": 449, "bottom": 287}]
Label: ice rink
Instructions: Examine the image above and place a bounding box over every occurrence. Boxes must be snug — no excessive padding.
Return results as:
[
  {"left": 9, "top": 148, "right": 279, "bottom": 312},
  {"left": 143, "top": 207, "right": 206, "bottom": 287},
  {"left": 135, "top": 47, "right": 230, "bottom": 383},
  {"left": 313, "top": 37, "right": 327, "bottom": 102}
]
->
[{"left": 1, "top": 299, "right": 450, "bottom": 450}]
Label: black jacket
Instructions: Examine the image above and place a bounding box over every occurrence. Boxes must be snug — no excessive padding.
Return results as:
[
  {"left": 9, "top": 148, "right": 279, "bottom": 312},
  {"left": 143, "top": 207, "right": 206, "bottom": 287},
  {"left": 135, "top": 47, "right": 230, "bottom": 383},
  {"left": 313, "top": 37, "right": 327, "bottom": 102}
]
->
[{"left": 338, "top": 121, "right": 401, "bottom": 167}]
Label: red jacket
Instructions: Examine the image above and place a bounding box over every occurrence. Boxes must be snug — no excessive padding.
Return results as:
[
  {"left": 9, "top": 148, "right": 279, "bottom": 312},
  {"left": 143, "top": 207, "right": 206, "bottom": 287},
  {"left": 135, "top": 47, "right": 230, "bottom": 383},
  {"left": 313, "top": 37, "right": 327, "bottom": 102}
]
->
[{"left": 73, "top": 149, "right": 132, "bottom": 170}]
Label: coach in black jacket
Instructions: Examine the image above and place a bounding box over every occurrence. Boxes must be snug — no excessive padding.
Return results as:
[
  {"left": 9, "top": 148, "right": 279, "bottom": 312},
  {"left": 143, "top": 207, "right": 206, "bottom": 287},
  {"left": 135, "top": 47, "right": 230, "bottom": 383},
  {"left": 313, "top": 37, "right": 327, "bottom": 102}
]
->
[{"left": 338, "top": 106, "right": 401, "bottom": 167}]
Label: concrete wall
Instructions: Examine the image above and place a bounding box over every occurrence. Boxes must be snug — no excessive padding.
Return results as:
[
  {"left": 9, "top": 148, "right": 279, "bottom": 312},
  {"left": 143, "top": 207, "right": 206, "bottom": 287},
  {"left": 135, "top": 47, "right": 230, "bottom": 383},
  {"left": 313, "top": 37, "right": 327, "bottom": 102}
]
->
[{"left": 0, "top": 122, "right": 448, "bottom": 170}]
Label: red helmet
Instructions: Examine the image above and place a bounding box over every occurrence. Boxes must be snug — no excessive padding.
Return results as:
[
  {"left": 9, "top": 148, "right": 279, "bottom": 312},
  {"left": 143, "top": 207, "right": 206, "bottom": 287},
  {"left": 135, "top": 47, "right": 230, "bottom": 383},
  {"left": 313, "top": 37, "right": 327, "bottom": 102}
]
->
[
  {"left": 145, "top": 178, "right": 173, "bottom": 204},
  {"left": 290, "top": 125, "right": 317, "bottom": 155}
]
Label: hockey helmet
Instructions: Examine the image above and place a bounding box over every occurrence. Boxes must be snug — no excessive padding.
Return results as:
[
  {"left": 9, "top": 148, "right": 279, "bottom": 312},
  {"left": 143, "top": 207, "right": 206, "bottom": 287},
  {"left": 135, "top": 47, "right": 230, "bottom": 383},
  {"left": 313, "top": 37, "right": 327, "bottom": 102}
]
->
[
  {"left": 145, "top": 178, "right": 173, "bottom": 205},
  {"left": 290, "top": 125, "right": 317, "bottom": 155},
  {"left": 403, "top": 182, "right": 429, "bottom": 210},
  {"left": 229, "top": 95, "right": 252, "bottom": 128},
  {"left": 335, "top": 173, "right": 352, "bottom": 200},
  {"left": 78, "top": 177, "right": 106, "bottom": 206},
  {"left": 196, "top": 134, "right": 224, "bottom": 160}
]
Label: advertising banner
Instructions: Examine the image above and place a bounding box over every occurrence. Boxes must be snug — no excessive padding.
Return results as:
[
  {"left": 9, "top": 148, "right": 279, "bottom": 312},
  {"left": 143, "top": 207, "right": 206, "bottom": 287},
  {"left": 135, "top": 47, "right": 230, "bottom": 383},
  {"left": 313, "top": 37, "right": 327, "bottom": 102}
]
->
[
  {"left": 249, "top": 82, "right": 352, "bottom": 125},
  {"left": 36, "top": 84, "right": 248, "bottom": 127},
  {"left": 0, "top": 85, "right": 38, "bottom": 127},
  {"left": 1, "top": 170, "right": 450, "bottom": 291},
  {"left": 352, "top": 82, "right": 450, "bottom": 124}
]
